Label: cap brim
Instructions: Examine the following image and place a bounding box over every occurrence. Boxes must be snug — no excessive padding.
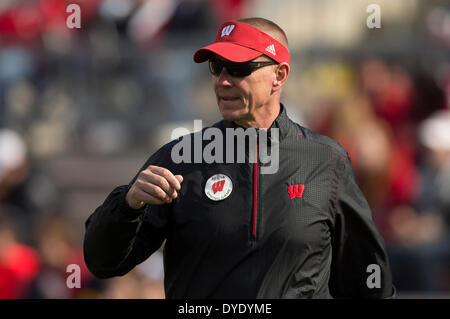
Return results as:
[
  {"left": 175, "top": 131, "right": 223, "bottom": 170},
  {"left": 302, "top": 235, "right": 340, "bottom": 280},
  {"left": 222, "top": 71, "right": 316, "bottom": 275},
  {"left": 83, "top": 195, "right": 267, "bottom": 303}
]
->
[{"left": 193, "top": 42, "right": 263, "bottom": 63}]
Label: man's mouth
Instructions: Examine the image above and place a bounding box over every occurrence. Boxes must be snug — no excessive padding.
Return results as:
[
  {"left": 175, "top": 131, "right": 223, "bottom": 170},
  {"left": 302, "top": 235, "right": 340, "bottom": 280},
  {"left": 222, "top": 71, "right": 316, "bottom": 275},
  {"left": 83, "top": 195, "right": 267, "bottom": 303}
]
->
[{"left": 219, "top": 96, "right": 240, "bottom": 101}]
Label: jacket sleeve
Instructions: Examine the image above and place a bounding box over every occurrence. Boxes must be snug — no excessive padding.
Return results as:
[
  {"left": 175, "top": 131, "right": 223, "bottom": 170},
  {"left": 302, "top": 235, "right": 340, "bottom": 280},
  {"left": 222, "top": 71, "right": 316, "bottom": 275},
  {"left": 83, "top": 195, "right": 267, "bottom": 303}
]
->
[
  {"left": 329, "top": 154, "right": 395, "bottom": 298},
  {"left": 83, "top": 146, "right": 172, "bottom": 279}
]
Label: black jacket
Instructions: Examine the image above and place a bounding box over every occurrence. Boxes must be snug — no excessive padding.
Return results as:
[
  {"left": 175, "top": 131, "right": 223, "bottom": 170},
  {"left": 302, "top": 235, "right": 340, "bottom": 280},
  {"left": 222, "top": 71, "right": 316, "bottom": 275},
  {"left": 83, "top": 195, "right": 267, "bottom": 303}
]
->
[{"left": 83, "top": 104, "right": 394, "bottom": 298}]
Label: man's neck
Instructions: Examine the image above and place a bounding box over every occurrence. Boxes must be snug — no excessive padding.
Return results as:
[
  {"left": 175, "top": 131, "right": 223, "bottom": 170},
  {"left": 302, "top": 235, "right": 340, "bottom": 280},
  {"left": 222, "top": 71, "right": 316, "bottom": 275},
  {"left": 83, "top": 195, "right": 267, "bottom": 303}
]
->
[{"left": 234, "top": 101, "right": 281, "bottom": 129}]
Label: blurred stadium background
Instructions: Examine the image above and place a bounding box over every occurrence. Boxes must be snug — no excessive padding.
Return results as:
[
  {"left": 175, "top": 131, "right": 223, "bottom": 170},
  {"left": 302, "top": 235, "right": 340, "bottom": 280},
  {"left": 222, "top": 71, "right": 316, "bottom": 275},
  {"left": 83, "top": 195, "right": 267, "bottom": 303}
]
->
[{"left": 0, "top": 0, "right": 449, "bottom": 299}]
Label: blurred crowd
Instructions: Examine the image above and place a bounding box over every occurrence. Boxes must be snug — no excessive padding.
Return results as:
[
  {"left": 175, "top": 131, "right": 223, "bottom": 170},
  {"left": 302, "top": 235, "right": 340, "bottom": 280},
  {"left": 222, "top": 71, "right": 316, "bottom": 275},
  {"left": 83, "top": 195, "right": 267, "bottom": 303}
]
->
[{"left": 1, "top": 0, "right": 450, "bottom": 298}]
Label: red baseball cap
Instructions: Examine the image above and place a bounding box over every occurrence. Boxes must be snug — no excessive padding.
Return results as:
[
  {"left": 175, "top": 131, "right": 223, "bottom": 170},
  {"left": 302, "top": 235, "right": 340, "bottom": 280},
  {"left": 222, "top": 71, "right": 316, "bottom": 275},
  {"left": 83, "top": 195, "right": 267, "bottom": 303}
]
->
[{"left": 193, "top": 21, "right": 290, "bottom": 64}]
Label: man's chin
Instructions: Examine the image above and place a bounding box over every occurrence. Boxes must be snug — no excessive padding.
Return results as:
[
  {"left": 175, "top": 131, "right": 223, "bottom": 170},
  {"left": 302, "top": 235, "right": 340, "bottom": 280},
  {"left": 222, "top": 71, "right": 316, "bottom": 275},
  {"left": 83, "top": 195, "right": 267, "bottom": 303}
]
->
[
  {"left": 217, "top": 100, "right": 247, "bottom": 121},
  {"left": 219, "top": 109, "right": 243, "bottom": 122}
]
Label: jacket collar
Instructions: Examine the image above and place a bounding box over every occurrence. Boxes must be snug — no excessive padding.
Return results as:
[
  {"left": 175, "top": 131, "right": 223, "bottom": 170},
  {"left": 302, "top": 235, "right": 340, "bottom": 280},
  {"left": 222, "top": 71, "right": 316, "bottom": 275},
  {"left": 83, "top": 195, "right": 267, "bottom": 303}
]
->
[{"left": 220, "top": 103, "right": 291, "bottom": 141}]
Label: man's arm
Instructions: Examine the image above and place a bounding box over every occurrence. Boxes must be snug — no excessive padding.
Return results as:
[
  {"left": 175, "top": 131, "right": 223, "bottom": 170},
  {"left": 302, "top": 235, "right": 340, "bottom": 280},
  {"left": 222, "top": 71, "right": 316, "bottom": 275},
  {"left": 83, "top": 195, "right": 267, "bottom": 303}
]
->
[
  {"left": 83, "top": 184, "right": 158, "bottom": 278},
  {"left": 83, "top": 146, "right": 182, "bottom": 279},
  {"left": 329, "top": 154, "right": 395, "bottom": 298}
]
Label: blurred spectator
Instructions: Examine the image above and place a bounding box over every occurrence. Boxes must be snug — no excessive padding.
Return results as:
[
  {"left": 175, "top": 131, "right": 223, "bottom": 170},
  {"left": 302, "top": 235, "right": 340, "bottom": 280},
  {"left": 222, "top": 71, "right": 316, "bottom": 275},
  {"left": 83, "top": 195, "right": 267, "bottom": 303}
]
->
[
  {"left": 209, "top": 0, "right": 249, "bottom": 21},
  {"left": 0, "top": 213, "right": 40, "bottom": 298},
  {"left": 360, "top": 59, "right": 415, "bottom": 132},
  {"left": 25, "top": 214, "right": 94, "bottom": 298},
  {"left": 0, "top": 128, "right": 59, "bottom": 245},
  {"left": 387, "top": 110, "right": 450, "bottom": 291},
  {"left": 0, "top": 128, "right": 35, "bottom": 244}
]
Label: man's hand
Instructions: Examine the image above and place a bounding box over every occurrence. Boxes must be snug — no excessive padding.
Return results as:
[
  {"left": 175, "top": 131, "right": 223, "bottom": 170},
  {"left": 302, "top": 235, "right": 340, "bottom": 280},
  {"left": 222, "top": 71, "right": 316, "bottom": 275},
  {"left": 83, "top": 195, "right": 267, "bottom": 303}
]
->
[{"left": 126, "top": 165, "right": 183, "bottom": 209}]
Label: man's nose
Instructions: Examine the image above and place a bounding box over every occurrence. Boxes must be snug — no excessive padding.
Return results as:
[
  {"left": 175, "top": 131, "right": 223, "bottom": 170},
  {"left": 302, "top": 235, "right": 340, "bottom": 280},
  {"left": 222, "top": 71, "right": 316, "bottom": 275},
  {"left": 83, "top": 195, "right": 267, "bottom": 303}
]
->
[{"left": 216, "top": 68, "right": 233, "bottom": 87}]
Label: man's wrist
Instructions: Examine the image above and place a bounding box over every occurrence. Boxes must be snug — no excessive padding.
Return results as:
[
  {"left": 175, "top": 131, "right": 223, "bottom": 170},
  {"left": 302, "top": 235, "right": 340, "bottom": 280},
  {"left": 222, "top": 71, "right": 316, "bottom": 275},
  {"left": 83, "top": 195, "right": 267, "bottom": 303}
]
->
[
  {"left": 125, "top": 191, "right": 145, "bottom": 210},
  {"left": 121, "top": 188, "right": 146, "bottom": 214}
]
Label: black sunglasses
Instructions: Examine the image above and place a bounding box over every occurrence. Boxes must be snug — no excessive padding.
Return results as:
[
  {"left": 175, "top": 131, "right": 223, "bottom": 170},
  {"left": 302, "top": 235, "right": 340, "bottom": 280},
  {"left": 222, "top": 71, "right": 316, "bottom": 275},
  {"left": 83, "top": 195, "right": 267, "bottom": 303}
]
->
[{"left": 208, "top": 58, "right": 278, "bottom": 77}]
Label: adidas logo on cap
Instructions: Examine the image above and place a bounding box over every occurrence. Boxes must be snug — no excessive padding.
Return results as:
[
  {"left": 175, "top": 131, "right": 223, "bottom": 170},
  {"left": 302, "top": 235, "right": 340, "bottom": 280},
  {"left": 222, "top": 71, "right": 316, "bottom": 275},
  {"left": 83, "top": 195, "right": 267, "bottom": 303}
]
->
[{"left": 265, "top": 44, "right": 276, "bottom": 56}]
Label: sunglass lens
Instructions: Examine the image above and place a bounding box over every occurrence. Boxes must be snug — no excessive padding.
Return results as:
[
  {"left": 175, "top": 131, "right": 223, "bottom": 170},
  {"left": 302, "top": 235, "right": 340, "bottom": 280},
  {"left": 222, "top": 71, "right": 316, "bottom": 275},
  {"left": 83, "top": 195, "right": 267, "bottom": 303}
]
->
[
  {"left": 209, "top": 59, "right": 255, "bottom": 77},
  {"left": 209, "top": 60, "right": 223, "bottom": 76},
  {"left": 226, "top": 64, "right": 252, "bottom": 77}
]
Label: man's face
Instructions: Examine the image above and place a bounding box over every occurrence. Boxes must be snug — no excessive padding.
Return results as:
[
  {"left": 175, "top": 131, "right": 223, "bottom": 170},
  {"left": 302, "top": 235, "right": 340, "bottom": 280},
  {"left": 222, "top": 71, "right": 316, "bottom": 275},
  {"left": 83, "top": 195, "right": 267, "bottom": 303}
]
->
[{"left": 212, "top": 55, "right": 277, "bottom": 124}]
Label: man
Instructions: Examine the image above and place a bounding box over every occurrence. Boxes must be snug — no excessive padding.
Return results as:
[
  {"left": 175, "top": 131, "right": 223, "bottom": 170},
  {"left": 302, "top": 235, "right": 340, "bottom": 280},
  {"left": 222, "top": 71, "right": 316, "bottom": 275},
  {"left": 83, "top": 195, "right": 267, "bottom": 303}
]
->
[{"left": 84, "top": 17, "right": 395, "bottom": 298}]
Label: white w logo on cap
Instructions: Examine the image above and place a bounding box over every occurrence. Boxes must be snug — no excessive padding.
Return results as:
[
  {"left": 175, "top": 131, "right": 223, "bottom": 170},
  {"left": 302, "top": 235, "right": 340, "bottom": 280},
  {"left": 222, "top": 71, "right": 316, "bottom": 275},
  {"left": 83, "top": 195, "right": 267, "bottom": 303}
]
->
[{"left": 221, "top": 24, "right": 235, "bottom": 37}]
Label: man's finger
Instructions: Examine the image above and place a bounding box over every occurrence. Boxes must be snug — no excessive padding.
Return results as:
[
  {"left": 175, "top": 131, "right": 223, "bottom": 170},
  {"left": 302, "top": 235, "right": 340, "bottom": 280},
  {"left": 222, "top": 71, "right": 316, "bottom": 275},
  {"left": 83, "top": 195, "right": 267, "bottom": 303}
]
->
[
  {"left": 144, "top": 171, "right": 177, "bottom": 198},
  {"left": 133, "top": 188, "right": 167, "bottom": 205},
  {"left": 136, "top": 179, "right": 172, "bottom": 202},
  {"left": 175, "top": 175, "right": 183, "bottom": 184},
  {"left": 149, "top": 166, "right": 182, "bottom": 191}
]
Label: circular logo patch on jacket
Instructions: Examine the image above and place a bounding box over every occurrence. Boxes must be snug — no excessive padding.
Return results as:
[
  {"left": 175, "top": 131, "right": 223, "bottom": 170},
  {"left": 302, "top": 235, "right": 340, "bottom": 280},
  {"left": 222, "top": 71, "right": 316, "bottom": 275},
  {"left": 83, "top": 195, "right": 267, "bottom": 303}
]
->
[{"left": 205, "top": 174, "right": 233, "bottom": 201}]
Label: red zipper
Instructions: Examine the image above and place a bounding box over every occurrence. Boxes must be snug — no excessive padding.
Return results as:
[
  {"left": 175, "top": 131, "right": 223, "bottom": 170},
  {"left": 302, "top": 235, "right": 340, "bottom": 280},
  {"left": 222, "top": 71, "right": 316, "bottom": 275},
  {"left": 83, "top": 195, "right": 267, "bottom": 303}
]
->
[{"left": 252, "top": 143, "right": 259, "bottom": 237}]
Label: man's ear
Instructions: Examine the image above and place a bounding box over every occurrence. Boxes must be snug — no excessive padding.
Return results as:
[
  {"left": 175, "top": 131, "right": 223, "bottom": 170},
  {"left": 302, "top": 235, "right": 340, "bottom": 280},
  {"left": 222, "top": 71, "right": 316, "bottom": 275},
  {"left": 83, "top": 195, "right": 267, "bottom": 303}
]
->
[{"left": 272, "top": 63, "right": 290, "bottom": 91}]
